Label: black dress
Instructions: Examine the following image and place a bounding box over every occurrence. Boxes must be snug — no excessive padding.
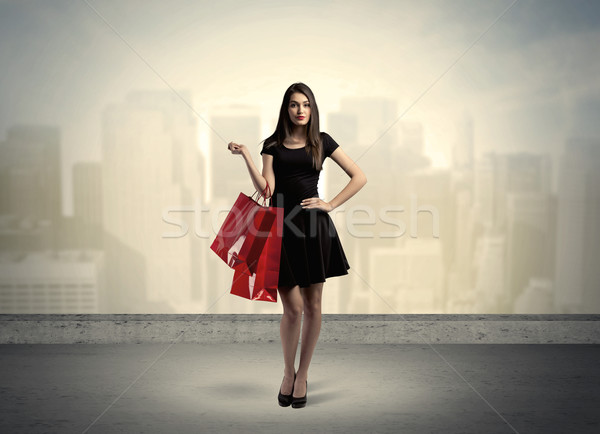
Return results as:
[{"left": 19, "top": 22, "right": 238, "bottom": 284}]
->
[{"left": 260, "top": 132, "right": 351, "bottom": 288}]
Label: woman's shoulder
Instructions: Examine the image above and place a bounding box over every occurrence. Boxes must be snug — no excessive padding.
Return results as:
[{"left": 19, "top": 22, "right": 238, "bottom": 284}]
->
[
  {"left": 319, "top": 131, "right": 333, "bottom": 141},
  {"left": 319, "top": 131, "right": 340, "bottom": 157},
  {"left": 261, "top": 140, "right": 280, "bottom": 156},
  {"left": 320, "top": 131, "right": 339, "bottom": 147}
]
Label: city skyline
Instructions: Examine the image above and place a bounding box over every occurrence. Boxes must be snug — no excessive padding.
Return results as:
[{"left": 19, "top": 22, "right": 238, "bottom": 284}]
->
[
  {"left": 2, "top": 88, "right": 599, "bottom": 314},
  {"left": 1, "top": 0, "right": 599, "bottom": 314},
  {"left": 2, "top": 0, "right": 599, "bottom": 216}
]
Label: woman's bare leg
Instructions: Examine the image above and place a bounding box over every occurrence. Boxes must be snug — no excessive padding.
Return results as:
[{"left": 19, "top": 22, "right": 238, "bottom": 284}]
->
[
  {"left": 293, "top": 281, "right": 324, "bottom": 398},
  {"left": 278, "top": 284, "right": 303, "bottom": 395}
]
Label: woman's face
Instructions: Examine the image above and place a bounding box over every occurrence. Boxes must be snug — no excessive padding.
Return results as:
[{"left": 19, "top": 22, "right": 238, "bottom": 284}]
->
[{"left": 288, "top": 92, "right": 311, "bottom": 127}]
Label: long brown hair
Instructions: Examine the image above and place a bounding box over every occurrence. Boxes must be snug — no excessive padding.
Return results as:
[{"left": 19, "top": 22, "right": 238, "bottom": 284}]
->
[{"left": 261, "top": 82, "right": 324, "bottom": 171}]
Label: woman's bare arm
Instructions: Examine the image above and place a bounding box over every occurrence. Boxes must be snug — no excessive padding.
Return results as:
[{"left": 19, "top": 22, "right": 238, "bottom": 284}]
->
[
  {"left": 243, "top": 150, "right": 275, "bottom": 197},
  {"left": 228, "top": 141, "right": 274, "bottom": 197},
  {"left": 327, "top": 147, "right": 367, "bottom": 210},
  {"left": 300, "top": 146, "right": 367, "bottom": 212}
]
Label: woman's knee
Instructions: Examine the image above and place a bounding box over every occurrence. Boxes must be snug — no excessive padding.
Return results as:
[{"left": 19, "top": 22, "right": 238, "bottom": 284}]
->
[
  {"left": 303, "top": 301, "right": 321, "bottom": 316},
  {"left": 279, "top": 285, "right": 303, "bottom": 318},
  {"left": 284, "top": 304, "right": 303, "bottom": 319},
  {"left": 301, "top": 283, "right": 323, "bottom": 315}
]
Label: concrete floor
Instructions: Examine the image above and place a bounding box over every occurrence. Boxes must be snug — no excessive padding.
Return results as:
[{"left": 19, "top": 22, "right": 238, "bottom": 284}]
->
[{"left": 0, "top": 343, "right": 599, "bottom": 434}]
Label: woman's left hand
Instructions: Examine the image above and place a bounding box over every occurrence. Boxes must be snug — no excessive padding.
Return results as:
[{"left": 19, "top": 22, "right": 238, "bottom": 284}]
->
[{"left": 301, "top": 197, "right": 333, "bottom": 212}]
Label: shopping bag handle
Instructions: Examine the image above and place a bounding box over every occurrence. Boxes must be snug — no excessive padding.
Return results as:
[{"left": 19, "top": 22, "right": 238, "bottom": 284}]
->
[{"left": 251, "top": 182, "right": 271, "bottom": 206}]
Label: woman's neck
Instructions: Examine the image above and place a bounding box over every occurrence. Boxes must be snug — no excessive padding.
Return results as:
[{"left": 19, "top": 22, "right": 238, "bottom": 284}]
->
[{"left": 288, "top": 125, "right": 308, "bottom": 143}]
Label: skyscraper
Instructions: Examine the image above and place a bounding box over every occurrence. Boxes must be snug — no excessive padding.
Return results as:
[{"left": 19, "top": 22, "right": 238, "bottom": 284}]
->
[
  {"left": 101, "top": 90, "right": 202, "bottom": 312},
  {"left": 554, "top": 138, "right": 600, "bottom": 313},
  {"left": 0, "top": 125, "right": 62, "bottom": 224}
]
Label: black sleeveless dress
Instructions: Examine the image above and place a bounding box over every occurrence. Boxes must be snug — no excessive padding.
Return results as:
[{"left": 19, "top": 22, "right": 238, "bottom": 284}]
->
[{"left": 260, "top": 132, "right": 351, "bottom": 288}]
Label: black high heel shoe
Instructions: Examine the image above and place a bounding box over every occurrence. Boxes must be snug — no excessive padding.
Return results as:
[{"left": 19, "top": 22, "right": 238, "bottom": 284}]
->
[
  {"left": 291, "top": 379, "right": 307, "bottom": 408},
  {"left": 278, "top": 372, "right": 296, "bottom": 407}
]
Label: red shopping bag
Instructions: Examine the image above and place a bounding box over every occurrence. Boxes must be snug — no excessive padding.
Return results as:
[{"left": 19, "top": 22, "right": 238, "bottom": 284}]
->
[
  {"left": 210, "top": 184, "right": 272, "bottom": 276},
  {"left": 236, "top": 204, "right": 277, "bottom": 276},
  {"left": 230, "top": 205, "right": 283, "bottom": 302}
]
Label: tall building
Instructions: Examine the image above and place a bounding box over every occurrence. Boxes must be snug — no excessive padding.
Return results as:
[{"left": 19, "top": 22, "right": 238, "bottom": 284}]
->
[
  {"left": 474, "top": 151, "right": 552, "bottom": 231},
  {"left": 70, "top": 162, "right": 104, "bottom": 249},
  {"left": 101, "top": 90, "right": 203, "bottom": 312},
  {"left": 73, "top": 162, "right": 103, "bottom": 228},
  {"left": 0, "top": 125, "right": 62, "bottom": 224},
  {"left": 494, "top": 153, "right": 552, "bottom": 230},
  {"left": 506, "top": 192, "right": 554, "bottom": 306},
  {"left": 448, "top": 110, "right": 477, "bottom": 310},
  {"left": 473, "top": 151, "right": 553, "bottom": 312},
  {"left": 554, "top": 138, "right": 600, "bottom": 313},
  {"left": 473, "top": 231, "right": 506, "bottom": 312},
  {"left": 446, "top": 171, "right": 477, "bottom": 312},
  {"left": 473, "top": 153, "right": 495, "bottom": 228}
]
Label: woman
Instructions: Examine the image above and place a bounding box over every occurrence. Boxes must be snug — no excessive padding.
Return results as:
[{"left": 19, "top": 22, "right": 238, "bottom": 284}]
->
[{"left": 227, "top": 82, "right": 367, "bottom": 408}]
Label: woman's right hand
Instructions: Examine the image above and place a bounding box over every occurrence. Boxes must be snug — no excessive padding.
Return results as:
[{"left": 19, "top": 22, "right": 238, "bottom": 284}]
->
[{"left": 228, "top": 142, "right": 247, "bottom": 157}]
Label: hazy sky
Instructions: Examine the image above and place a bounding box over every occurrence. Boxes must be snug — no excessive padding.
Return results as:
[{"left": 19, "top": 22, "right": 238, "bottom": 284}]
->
[{"left": 1, "top": 0, "right": 599, "bottom": 215}]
